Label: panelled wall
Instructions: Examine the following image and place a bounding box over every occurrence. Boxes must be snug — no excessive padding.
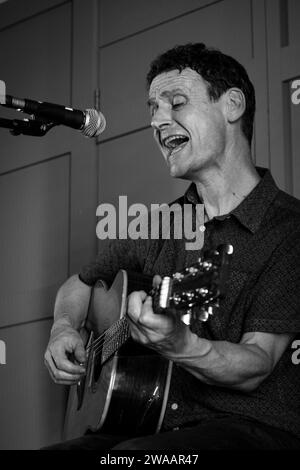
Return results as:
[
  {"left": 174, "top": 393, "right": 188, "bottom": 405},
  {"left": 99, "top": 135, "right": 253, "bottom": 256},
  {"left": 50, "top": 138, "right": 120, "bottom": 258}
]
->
[
  {"left": 0, "top": 0, "right": 299, "bottom": 450},
  {"left": 266, "top": 0, "right": 300, "bottom": 198},
  {"left": 97, "top": 0, "right": 300, "bottom": 208},
  {"left": 97, "top": 0, "right": 268, "bottom": 209},
  {"left": 0, "top": 0, "right": 99, "bottom": 449}
]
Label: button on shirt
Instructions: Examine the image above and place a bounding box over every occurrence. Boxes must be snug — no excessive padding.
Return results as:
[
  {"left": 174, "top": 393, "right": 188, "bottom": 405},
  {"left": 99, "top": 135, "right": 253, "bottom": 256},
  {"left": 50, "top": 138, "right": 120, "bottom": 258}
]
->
[{"left": 79, "top": 167, "right": 300, "bottom": 441}]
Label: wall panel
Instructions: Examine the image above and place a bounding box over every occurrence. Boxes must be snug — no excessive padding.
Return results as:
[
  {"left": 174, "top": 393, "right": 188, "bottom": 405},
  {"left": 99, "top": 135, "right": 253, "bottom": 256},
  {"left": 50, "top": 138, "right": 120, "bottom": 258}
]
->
[
  {"left": 98, "top": 0, "right": 253, "bottom": 141},
  {"left": 98, "top": 128, "right": 187, "bottom": 208},
  {"left": 0, "top": 2, "right": 72, "bottom": 173},
  {"left": 0, "top": 155, "right": 70, "bottom": 328},
  {"left": 288, "top": 78, "right": 300, "bottom": 199},
  {"left": 266, "top": 0, "right": 300, "bottom": 194},
  {"left": 0, "top": 0, "right": 99, "bottom": 450},
  {"left": 0, "top": 320, "right": 67, "bottom": 449},
  {"left": 99, "top": 0, "right": 224, "bottom": 45}
]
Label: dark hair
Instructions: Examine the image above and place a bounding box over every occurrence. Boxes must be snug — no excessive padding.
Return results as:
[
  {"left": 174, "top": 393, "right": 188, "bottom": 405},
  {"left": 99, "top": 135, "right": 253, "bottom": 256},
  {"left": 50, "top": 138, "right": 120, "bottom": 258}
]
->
[{"left": 146, "top": 43, "right": 255, "bottom": 145}]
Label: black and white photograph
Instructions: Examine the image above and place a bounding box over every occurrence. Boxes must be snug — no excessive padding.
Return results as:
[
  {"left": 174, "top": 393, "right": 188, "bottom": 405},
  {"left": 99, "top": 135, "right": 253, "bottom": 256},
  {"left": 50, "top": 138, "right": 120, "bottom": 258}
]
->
[{"left": 0, "top": 0, "right": 300, "bottom": 457}]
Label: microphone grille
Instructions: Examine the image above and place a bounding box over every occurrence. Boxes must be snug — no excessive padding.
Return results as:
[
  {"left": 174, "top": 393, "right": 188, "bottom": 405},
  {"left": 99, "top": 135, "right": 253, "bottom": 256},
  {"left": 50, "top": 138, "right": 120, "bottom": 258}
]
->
[{"left": 83, "top": 108, "right": 106, "bottom": 138}]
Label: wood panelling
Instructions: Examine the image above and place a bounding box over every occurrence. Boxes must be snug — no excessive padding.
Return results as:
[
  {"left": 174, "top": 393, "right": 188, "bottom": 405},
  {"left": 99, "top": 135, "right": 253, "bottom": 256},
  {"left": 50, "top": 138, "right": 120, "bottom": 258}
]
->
[
  {"left": 0, "top": 2, "right": 72, "bottom": 173},
  {"left": 0, "top": 0, "right": 99, "bottom": 450},
  {"left": 287, "top": 0, "right": 300, "bottom": 46},
  {"left": 0, "top": 155, "right": 70, "bottom": 328},
  {"left": 0, "top": 320, "right": 67, "bottom": 449},
  {"left": 99, "top": 0, "right": 223, "bottom": 46},
  {"left": 98, "top": 0, "right": 253, "bottom": 141},
  {"left": 287, "top": 78, "right": 300, "bottom": 198},
  {"left": 98, "top": 128, "right": 187, "bottom": 209},
  {"left": 266, "top": 0, "right": 300, "bottom": 195},
  {"left": 0, "top": 0, "right": 67, "bottom": 30},
  {"left": 251, "top": 0, "right": 269, "bottom": 166}
]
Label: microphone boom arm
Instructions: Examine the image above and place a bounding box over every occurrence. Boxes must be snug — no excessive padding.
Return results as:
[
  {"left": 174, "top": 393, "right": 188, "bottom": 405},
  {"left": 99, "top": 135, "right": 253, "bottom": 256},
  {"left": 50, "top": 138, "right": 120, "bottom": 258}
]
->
[{"left": 0, "top": 116, "right": 57, "bottom": 136}]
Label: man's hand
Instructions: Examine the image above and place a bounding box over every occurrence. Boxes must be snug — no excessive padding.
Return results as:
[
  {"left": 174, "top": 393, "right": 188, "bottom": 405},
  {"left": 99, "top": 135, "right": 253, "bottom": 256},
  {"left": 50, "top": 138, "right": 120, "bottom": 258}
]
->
[
  {"left": 127, "top": 287, "right": 193, "bottom": 359},
  {"left": 44, "top": 323, "right": 87, "bottom": 385}
]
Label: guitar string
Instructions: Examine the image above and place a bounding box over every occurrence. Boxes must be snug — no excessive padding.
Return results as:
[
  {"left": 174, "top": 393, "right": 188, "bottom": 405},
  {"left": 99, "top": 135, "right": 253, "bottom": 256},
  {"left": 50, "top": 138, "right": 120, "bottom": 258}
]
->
[
  {"left": 85, "top": 292, "right": 218, "bottom": 362},
  {"left": 78, "top": 253, "right": 224, "bottom": 366},
  {"left": 80, "top": 325, "right": 128, "bottom": 366},
  {"left": 83, "top": 286, "right": 157, "bottom": 357},
  {"left": 82, "top": 318, "right": 129, "bottom": 364},
  {"left": 82, "top": 266, "right": 211, "bottom": 357}
]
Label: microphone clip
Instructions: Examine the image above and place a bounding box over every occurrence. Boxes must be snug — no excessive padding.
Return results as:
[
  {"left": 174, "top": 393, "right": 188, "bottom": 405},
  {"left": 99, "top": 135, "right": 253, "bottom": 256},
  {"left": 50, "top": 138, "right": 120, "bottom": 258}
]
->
[{"left": 0, "top": 116, "right": 56, "bottom": 137}]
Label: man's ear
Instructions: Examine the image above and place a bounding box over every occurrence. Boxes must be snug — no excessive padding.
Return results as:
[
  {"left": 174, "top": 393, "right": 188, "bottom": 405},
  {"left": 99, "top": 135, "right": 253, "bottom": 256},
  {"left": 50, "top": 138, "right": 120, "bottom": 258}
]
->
[{"left": 226, "top": 88, "right": 246, "bottom": 123}]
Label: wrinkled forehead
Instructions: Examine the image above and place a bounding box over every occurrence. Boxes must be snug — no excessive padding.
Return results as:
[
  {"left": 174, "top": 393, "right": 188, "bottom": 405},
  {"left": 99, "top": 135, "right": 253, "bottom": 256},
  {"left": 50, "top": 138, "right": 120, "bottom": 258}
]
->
[{"left": 148, "top": 67, "right": 205, "bottom": 101}]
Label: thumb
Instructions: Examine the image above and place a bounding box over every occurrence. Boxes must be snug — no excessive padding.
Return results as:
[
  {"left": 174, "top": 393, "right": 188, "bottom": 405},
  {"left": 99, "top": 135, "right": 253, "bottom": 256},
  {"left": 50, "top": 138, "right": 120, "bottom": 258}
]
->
[
  {"left": 74, "top": 340, "right": 86, "bottom": 364},
  {"left": 152, "top": 274, "right": 162, "bottom": 289}
]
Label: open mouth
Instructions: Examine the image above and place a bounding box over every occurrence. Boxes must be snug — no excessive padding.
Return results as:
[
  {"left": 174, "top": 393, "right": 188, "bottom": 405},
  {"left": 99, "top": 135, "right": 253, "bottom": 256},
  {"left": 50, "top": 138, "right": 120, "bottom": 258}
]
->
[{"left": 162, "top": 135, "right": 189, "bottom": 155}]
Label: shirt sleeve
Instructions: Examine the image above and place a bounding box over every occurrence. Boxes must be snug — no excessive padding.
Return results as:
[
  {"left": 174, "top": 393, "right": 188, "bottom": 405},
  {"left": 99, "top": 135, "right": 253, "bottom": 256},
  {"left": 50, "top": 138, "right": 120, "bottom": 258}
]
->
[
  {"left": 245, "top": 230, "right": 300, "bottom": 333},
  {"left": 78, "top": 238, "right": 149, "bottom": 287}
]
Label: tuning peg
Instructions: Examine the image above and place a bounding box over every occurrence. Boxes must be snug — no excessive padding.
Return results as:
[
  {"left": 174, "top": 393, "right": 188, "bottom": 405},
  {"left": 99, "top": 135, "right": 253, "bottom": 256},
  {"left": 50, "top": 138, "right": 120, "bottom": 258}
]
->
[
  {"left": 196, "top": 287, "right": 209, "bottom": 296},
  {"left": 173, "top": 272, "right": 184, "bottom": 281},
  {"left": 171, "top": 294, "right": 182, "bottom": 306},
  {"left": 188, "top": 267, "right": 198, "bottom": 275},
  {"left": 192, "top": 304, "right": 217, "bottom": 322},
  {"left": 181, "top": 310, "right": 192, "bottom": 325},
  {"left": 202, "top": 261, "right": 213, "bottom": 270}
]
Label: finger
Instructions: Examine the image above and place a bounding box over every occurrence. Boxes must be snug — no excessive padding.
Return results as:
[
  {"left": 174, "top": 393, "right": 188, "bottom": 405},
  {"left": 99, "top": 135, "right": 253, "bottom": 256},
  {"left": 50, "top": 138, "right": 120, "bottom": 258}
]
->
[
  {"left": 152, "top": 275, "right": 162, "bottom": 288},
  {"left": 50, "top": 345, "right": 86, "bottom": 375},
  {"left": 73, "top": 342, "right": 87, "bottom": 365},
  {"left": 45, "top": 351, "right": 84, "bottom": 384},
  {"left": 127, "top": 316, "right": 149, "bottom": 345},
  {"left": 127, "top": 290, "right": 147, "bottom": 323}
]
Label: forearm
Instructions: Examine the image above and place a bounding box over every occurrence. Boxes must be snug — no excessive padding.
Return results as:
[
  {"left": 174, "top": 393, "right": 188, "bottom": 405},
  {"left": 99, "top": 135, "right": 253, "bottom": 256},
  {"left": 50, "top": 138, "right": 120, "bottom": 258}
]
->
[
  {"left": 168, "top": 331, "right": 272, "bottom": 392},
  {"left": 52, "top": 274, "right": 92, "bottom": 334}
]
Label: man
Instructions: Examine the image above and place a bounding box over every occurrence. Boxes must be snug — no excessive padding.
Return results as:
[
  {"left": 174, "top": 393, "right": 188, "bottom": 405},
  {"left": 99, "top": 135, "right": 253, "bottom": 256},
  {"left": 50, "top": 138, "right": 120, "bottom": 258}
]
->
[{"left": 44, "top": 43, "right": 300, "bottom": 450}]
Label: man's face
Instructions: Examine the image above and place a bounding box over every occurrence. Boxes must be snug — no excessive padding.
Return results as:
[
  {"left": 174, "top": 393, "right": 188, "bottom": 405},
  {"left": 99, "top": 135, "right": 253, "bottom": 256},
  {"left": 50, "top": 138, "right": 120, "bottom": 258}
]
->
[{"left": 148, "top": 68, "right": 227, "bottom": 180}]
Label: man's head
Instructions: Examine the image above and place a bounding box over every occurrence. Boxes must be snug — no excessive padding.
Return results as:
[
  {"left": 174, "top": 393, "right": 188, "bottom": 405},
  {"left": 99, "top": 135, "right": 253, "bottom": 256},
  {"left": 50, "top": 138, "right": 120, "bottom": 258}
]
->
[
  {"left": 146, "top": 43, "right": 255, "bottom": 179},
  {"left": 147, "top": 43, "right": 255, "bottom": 145}
]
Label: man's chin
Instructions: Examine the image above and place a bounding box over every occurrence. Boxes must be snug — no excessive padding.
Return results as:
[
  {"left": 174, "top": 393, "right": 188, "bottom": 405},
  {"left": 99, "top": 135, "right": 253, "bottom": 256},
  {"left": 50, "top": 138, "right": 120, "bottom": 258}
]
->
[{"left": 168, "top": 163, "right": 188, "bottom": 179}]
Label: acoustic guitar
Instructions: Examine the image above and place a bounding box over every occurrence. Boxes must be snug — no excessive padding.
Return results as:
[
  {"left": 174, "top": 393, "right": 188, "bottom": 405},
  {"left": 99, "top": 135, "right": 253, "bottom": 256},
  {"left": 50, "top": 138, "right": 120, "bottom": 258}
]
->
[{"left": 64, "top": 244, "right": 233, "bottom": 440}]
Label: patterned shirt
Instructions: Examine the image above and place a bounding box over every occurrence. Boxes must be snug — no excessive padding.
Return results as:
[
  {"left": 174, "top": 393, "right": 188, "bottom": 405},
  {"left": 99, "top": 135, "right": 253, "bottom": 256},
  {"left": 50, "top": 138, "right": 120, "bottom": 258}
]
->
[{"left": 79, "top": 168, "right": 300, "bottom": 440}]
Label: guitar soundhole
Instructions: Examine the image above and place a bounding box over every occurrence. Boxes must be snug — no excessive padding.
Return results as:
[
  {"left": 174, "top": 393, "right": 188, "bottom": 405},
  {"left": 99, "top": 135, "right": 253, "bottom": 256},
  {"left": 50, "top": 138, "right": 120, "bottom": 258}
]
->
[
  {"left": 92, "top": 335, "right": 104, "bottom": 385},
  {"left": 93, "top": 355, "right": 103, "bottom": 383},
  {"left": 76, "top": 376, "right": 86, "bottom": 411}
]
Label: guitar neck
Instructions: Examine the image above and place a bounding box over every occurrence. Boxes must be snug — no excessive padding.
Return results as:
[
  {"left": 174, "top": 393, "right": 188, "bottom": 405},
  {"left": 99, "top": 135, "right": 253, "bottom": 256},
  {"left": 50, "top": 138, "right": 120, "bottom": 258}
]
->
[{"left": 101, "top": 317, "right": 130, "bottom": 365}]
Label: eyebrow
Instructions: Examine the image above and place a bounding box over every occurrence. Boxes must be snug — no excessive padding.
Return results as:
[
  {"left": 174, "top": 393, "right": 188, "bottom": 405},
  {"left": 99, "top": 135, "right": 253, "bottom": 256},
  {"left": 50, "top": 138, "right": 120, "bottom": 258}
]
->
[{"left": 147, "top": 88, "right": 187, "bottom": 107}]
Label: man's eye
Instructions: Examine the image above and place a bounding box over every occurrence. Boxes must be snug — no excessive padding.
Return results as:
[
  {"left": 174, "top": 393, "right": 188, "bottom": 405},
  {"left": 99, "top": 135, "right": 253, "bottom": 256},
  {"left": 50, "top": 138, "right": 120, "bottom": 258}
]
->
[{"left": 172, "top": 97, "right": 186, "bottom": 109}]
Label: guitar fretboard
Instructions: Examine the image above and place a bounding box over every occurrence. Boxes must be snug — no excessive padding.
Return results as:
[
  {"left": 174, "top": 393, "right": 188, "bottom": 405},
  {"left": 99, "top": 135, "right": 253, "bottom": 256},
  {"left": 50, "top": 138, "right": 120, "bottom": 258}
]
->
[{"left": 101, "top": 317, "right": 130, "bottom": 365}]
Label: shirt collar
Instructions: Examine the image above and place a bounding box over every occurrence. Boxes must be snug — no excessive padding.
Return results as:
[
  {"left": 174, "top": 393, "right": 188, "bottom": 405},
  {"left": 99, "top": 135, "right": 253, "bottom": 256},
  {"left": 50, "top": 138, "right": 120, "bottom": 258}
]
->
[{"left": 184, "top": 167, "right": 279, "bottom": 233}]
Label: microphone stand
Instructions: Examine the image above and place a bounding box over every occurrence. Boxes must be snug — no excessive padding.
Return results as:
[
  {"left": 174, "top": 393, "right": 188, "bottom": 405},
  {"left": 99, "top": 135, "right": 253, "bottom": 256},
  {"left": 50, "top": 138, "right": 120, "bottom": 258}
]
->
[{"left": 0, "top": 116, "right": 56, "bottom": 136}]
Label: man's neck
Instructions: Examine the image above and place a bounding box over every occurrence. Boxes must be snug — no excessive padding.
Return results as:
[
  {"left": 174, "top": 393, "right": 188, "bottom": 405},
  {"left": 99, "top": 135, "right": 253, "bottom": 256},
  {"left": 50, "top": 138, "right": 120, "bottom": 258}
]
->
[{"left": 195, "top": 153, "right": 261, "bottom": 221}]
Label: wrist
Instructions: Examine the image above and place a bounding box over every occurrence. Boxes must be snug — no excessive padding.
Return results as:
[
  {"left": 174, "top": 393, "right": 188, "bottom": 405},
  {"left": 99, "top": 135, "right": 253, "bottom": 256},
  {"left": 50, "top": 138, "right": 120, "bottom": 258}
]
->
[
  {"left": 167, "top": 330, "right": 212, "bottom": 364},
  {"left": 50, "top": 315, "right": 75, "bottom": 336}
]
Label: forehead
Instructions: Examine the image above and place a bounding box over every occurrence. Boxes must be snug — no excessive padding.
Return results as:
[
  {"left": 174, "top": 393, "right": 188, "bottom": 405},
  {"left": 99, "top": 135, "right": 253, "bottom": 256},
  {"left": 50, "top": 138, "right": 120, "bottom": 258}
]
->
[{"left": 148, "top": 67, "right": 207, "bottom": 101}]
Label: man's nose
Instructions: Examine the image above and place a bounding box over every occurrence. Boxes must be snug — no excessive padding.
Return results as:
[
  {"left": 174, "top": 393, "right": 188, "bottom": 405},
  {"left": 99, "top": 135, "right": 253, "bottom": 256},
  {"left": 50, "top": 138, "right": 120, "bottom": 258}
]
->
[{"left": 151, "top": 106, "right": 172, "bottom": 130}]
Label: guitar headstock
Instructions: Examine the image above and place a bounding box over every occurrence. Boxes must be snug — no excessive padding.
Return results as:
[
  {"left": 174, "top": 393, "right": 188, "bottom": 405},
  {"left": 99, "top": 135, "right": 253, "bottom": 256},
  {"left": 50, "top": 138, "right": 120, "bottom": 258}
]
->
[{"left": 156, "top": 244, "right": 233, "bottom": 323}]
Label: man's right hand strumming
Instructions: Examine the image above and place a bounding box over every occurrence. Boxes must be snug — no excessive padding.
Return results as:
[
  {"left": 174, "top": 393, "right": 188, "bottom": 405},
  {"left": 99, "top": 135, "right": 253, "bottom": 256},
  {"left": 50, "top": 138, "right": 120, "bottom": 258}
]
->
[
  {"left": 44, "top": 322, "right": 87, "bottom": 385},
  {"left": 44, "top": 274, "right": 92, "bottom": 385}
]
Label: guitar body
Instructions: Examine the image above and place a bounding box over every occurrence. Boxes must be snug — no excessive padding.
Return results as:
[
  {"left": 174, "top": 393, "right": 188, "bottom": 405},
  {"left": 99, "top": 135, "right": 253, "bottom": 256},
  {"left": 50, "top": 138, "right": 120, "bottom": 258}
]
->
[{"left": 63, "top": 270, "right": 172, "bottom": 441}]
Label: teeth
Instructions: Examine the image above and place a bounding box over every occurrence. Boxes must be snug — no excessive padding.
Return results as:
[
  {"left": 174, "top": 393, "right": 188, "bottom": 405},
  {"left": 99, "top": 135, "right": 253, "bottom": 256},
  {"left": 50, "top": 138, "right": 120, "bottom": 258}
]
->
[{"left": 163, "top": 135, "right": 188, "bottom": 149}]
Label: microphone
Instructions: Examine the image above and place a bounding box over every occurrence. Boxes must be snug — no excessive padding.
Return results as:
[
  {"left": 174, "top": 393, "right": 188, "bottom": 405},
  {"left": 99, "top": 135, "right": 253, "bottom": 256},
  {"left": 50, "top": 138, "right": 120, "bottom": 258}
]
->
[
  {"left": 0, "top": 116, "right": 55, "bottom": 137},
  {"left": 1, "top": 94, "right": 106, "bottom": 138}
]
